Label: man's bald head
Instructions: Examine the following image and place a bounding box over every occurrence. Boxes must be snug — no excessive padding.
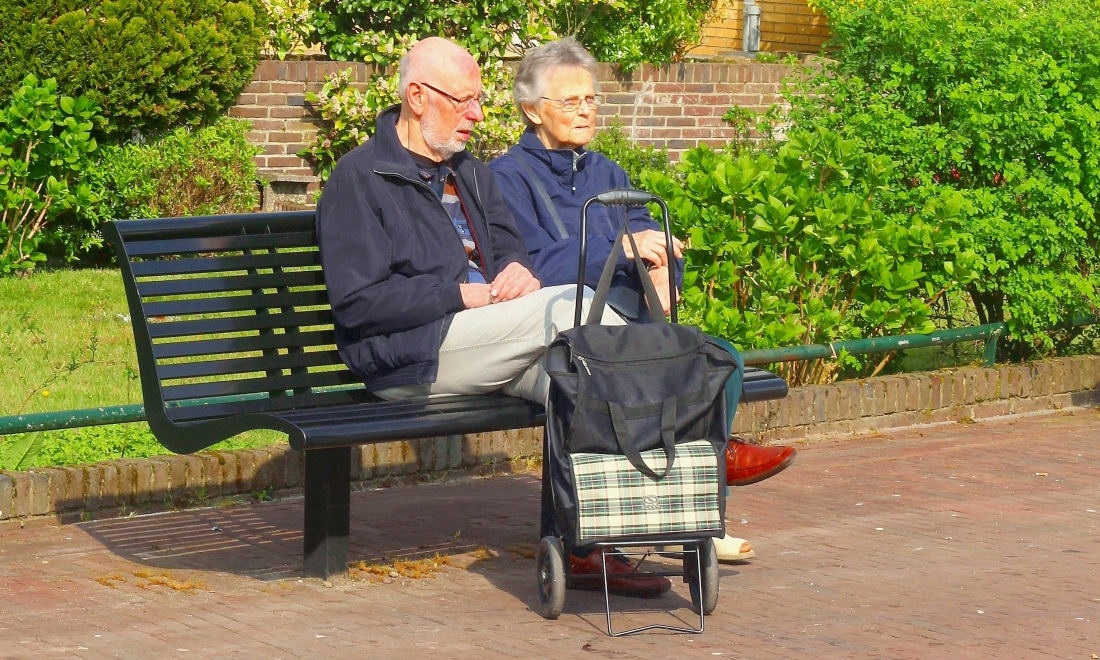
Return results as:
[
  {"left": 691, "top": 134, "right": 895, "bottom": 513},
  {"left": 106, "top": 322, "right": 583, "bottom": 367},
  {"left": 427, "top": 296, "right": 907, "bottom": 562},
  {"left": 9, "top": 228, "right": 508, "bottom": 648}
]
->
[{"left": 398, "top": 38, "right": 480, "bottom": 103}]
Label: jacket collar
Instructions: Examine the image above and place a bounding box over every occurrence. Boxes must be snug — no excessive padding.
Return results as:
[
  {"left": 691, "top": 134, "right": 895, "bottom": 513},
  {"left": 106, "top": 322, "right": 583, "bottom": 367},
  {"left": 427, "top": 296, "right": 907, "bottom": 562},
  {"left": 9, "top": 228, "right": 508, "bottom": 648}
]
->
[
  {"left": 372, "top": 104, "right": 472, "bottom": 180},
  {"left": 517, "top": 128, "right": 588, "bottom": 179}
]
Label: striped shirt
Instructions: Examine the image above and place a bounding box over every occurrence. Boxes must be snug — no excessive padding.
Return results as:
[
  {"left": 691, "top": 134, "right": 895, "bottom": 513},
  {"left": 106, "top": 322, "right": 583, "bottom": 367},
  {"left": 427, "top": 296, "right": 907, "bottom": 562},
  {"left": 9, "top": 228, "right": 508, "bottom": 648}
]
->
[{"left": 412, "top": 154, "right": 486, "bottom": 284}]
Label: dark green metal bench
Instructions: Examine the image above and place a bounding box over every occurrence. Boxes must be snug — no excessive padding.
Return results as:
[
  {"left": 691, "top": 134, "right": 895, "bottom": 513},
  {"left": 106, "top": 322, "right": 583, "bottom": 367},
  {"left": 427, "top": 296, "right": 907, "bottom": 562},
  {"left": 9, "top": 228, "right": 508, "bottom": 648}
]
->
[{"left": 105, "top": 211, "right": 788, "bottom": 579}]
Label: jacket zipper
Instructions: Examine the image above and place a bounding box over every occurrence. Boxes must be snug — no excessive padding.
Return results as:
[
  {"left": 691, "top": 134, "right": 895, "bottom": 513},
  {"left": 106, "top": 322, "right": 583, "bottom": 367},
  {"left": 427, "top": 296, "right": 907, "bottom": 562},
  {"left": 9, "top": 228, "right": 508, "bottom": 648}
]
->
[
  {"left": 455, "top": 192, "right": 488, "bottom": 281},
  {"left": 375, "top": 167, "right": 491, "bottom": 281}
]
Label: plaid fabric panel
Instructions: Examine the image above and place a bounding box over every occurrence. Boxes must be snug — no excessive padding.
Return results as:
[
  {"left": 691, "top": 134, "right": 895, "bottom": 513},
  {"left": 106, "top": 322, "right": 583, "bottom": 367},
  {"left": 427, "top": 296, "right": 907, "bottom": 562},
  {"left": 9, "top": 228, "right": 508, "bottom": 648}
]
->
[{"left": 571, "top": 440, "right": 722, "bottom": 542}]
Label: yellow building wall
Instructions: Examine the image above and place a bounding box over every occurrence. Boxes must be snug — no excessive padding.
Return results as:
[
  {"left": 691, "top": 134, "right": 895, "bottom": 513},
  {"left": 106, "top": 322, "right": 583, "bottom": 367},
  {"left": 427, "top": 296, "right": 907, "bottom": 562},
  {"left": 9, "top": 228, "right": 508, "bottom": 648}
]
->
[{"left": 689, "top": 0, "right": 830, "bottom": 58}]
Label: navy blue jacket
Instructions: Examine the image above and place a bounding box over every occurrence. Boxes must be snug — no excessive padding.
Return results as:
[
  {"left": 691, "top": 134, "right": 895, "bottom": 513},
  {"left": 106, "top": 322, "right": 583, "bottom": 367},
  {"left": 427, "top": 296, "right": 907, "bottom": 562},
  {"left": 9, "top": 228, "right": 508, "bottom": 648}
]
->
[
  {"left": 489, "top": 130, "right": 682, "bottom": 292},
  {"left": 317, "top": 105, "right": 533, "bottom": 391}
]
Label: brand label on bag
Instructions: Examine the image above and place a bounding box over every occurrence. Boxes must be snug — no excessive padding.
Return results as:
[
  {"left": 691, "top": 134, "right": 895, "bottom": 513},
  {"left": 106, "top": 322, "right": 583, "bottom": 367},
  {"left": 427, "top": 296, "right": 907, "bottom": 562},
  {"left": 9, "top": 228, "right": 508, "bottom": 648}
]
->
[{"left": 571, "top": 440, "right": 722, "bottom": 542}]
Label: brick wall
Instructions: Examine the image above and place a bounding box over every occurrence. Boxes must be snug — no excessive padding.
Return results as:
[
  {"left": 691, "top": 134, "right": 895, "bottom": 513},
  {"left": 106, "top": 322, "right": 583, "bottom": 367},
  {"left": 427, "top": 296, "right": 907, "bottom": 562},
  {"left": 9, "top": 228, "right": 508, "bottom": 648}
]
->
[
  {"left": 689, "top": 0, "right": 831, "bottom": 58},
  {"left": 2, "top": 356, "right": 1098, "bottom": 525},
  {"left": 594, "top": 61, "right": 789, "bottom": 152},
  {"left": 231, "top": 60, "right": 792, "bottom": 204}
]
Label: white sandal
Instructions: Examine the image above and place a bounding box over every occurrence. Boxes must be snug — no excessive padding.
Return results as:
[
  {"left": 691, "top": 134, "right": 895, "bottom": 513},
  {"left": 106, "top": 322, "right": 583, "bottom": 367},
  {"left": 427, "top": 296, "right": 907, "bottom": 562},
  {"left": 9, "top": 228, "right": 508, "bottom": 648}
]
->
[
  {"left": 713, "top": 533, "right": 755, "bottom": 562},
  {"left": 656, "top": 534, "right": 755, "bottom": 562}
]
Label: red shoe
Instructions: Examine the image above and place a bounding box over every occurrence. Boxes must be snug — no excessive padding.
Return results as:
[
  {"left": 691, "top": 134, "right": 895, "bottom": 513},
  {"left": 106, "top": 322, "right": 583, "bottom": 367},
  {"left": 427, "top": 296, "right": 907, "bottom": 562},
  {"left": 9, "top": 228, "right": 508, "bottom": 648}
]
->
[
  {"left": 568, "top": 550, "right": 672, "bottom": 598},
  {"left": 726, "top": 438, "right": 796, "bottom": 486}
]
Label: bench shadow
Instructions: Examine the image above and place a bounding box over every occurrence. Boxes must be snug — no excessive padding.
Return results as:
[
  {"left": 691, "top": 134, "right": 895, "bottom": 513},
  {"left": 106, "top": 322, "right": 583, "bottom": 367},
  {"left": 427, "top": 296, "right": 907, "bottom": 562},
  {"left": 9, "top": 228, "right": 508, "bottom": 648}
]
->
[
  {"left": 79, "top": 468, "right": 748, "bottom": 633},
  {"left": 78, "top": 472, "right": 546, "bottom": 582}
]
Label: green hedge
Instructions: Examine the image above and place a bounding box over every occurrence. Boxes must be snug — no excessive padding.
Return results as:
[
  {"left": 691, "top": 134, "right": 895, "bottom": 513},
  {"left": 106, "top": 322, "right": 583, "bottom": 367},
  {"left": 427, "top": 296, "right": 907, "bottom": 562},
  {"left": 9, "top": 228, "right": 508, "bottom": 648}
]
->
[
  {"left": 0, "top": 0, "right": 266, "bottom": 139},
  {"left": 311, "top": 0, "right": 717, "bottom": 71},
  {"left": 795, "top": 0, "right": 1100, "bottom": 357},
  {"left": 86, "top": 117, "right": 260, "bottom": 224}
]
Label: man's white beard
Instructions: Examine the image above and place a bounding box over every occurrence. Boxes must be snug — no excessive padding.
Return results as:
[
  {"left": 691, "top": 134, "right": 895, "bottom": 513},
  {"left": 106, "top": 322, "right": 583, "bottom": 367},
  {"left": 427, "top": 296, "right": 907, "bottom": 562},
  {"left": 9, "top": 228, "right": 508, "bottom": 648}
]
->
[{"left": 422, "top": 102, "right": 468, "bottom": 159}]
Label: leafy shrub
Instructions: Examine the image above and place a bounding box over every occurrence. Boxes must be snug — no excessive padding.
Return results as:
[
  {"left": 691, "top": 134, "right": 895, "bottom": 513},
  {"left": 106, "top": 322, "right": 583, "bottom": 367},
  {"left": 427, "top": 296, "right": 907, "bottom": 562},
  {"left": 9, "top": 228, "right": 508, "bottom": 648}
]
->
[
  {"left": 262, "top": 0, "right": 316, "bottom": 60},
  {"left": 643, "top": 127, "right": 980, "bottom": 385},
  {"left": 0, "top": 0, "right": 266, "bottom": 139},
  {"left": 792, "top": 0, "right": 1100, "bottom": 357},
  {"left": 0, "top": 75, "right": 99, "bottom": 273},
  {"left": 312, "top": 0, "right": 715, "bottom": 71},
  {"left": 301, "top": 60, "right": 523, "bottom": 181},
  {"left": 552, "top": 0, "right": 719, "bottom": 71},
  {"left": 589, "top": 122, "right": 673, "bottom": 186},
  {"left": 87, "top": 117, "right": 260, "bottom": 223},
  {"left": 312, "top": 0, "right": 550, "bottom": 66}
]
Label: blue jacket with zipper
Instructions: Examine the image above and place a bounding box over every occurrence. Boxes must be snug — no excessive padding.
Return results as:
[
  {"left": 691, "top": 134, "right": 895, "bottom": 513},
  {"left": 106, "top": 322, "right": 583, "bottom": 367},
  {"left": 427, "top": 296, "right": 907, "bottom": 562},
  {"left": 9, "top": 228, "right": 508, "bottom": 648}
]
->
[
  {"left": 316, "top": 105, "right": 533, "bottom": 391},
  {"left": 488, "top": 129, "right": 682, "bottom": 292}
]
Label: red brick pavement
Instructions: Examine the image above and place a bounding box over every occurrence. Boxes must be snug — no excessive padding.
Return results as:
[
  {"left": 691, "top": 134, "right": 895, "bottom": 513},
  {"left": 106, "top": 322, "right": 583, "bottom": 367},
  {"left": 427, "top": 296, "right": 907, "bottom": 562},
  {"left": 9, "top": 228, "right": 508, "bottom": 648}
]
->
[{"left": 1, "top": 409, "right": 1098, "bottom": 659}]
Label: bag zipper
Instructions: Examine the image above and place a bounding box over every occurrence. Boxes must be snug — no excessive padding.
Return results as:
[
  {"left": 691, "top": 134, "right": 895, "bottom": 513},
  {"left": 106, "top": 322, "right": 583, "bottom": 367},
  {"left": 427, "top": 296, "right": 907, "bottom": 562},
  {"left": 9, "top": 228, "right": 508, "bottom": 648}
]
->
[{"left": 575, "top": 346, "right": 699, "bottom": 370}]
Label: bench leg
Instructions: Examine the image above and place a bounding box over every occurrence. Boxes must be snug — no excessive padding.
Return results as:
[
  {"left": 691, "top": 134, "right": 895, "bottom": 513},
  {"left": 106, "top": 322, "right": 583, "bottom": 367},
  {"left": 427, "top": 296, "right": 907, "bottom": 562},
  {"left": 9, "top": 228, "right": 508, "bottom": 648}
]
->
[{"left": 303, "top": 447, "right": 351, "bottom": 580}]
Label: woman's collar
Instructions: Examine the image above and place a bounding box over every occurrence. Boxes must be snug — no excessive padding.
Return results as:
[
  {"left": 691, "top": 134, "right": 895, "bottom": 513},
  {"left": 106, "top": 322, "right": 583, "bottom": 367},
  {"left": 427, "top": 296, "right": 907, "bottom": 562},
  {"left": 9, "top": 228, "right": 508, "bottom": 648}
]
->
[{"left": 519, "top": 129, "right": 588, "bottom": 175}]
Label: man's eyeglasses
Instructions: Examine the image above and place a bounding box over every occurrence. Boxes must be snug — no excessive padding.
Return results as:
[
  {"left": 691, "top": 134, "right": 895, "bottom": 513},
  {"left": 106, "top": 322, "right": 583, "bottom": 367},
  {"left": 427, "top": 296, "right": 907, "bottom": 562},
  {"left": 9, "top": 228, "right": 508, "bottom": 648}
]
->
[
  {"left": 418, "top": 82, "right": 487, "bottom": 112},
  {"left": 540, "top": 95, "right": 599, "bottom": 113}
]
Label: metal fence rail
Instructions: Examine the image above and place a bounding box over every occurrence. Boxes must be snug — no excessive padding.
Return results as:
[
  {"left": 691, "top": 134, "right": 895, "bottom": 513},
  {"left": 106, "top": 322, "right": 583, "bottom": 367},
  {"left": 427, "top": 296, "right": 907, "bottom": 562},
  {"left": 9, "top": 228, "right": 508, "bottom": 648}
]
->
[
  {"left": 2, "top": 319, "right": 1056, "bottom": 436},
  {"left": 740, "top": 322, "right": 1005, "bottom": 367}
]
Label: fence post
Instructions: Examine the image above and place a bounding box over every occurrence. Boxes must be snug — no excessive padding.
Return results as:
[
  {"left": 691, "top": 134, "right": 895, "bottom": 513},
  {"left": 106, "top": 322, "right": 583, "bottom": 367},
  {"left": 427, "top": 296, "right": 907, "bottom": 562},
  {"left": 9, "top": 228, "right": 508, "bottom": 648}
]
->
[{"left": 982, "top": 327, "right": 1002, "bottom": 367}]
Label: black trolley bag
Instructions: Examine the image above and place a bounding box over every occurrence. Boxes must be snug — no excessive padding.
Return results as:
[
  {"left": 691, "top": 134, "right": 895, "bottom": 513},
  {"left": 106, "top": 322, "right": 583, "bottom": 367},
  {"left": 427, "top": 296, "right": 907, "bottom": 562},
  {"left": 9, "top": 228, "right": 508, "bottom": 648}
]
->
[{"left": 534, "top": 190, "right": 740, "bottom": 633}]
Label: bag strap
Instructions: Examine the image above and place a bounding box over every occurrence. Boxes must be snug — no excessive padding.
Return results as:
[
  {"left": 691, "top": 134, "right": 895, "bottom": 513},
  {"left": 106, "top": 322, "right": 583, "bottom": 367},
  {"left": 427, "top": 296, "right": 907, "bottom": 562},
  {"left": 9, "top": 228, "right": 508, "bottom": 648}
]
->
[
  {"left": 607, "top": 397, "right": 678, "bottom": 481},
  {"left": 506, "top": 147, "right": 570, "bottom": 241},
  {"left": 586, "top": 220, "right": 666, "bottom": 326}
]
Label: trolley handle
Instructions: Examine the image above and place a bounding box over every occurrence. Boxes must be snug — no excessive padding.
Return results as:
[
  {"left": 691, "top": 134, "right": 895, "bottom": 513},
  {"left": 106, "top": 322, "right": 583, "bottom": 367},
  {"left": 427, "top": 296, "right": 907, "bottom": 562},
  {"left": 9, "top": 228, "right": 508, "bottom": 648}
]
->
[{"left": 575, "top": 189, "right": 678, "bottom": 326}]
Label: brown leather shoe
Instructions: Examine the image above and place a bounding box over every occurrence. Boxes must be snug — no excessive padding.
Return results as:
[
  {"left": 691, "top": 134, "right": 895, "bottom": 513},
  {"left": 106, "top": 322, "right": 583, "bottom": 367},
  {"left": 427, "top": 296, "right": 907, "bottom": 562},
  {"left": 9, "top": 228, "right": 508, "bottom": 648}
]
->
[
  {"left": 726, "top": 438, "right": 796, "bottom": 486},
  {"left": 568, "top": 550, "right": 672, "bottom": 598}
]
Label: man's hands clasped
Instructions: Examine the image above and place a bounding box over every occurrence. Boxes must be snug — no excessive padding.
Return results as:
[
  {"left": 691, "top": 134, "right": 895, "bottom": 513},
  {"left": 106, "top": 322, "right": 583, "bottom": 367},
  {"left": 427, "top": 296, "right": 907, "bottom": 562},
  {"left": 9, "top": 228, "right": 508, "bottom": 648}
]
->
[{"left": 459, "top": 262, "right": 541, "bottom": 309}]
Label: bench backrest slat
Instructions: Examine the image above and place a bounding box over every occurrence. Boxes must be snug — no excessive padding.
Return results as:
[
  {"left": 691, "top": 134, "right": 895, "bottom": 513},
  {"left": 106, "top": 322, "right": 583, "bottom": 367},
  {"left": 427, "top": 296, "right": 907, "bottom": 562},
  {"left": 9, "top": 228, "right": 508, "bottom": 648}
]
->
[
  {"left": 130, "top": 251, "right": 321, "bottom": 277},
  {"left": 124, "top": 231, "right": 316, "bottom": 256},
  {"left": 147, "top": 310, "right": 334, "bottom": 339},
  {"left": 106, "top": 211, "right": 370, "bottom": 424},
  {"left": 142, "top": 289, "right": 328, "bottom": 317},
  {"left": 136, "top": 269, "right": 326, "bottom": 297},
  {"left": 161, "top": 368, "right": 360, "bottom": 402},
  {"left": 157, "top": 349, "right": 342, "bottom": 380},
  {"left": 151, "top": 329, "right": 336, "bottom": 360}
]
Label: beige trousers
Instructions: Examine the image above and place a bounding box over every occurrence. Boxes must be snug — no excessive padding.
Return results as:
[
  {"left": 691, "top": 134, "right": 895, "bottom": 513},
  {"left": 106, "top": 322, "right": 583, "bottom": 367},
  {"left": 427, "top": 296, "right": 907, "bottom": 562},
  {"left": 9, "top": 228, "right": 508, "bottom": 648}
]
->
[{"left": 375, "top": 284, "right": 626, "bottom": 404}]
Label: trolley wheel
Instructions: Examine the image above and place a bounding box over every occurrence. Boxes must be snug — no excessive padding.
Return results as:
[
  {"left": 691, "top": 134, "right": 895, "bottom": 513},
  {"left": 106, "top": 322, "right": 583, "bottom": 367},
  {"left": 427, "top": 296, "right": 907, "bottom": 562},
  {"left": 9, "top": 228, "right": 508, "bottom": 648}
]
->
[
  {"left": 686, "top": 538, "right": 719, "bottom": 615},
  {"left": 536, "top": 536, "right": 566, "bottom": 619}
]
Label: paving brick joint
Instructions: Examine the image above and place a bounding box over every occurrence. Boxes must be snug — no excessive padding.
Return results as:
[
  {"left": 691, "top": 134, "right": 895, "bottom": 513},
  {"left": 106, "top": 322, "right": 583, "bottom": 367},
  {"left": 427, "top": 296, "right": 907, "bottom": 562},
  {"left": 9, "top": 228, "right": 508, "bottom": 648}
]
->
[{"left": 1, "top": 409, "right": 1097, "bottom": 658}]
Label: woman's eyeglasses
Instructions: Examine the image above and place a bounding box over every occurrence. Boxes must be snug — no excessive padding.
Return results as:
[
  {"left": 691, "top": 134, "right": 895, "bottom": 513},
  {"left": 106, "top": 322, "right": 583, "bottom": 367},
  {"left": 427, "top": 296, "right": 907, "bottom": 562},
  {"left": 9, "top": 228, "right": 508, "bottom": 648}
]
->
[
  {"left": 418, "top": 82, "right": 487, "bottom": 112},
  {"left": 540, "top": 95, "right": 600, "bottom": 113}
]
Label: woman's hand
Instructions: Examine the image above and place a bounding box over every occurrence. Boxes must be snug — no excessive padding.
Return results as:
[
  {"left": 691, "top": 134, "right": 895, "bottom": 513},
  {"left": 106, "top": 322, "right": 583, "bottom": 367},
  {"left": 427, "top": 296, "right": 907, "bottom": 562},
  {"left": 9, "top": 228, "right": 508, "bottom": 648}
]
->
[
  {"left": 645, "top": 265, "right": 674, "bottom": 317},
  {"left": 623, "top": 230, "right": 684, "bottom": 267}
]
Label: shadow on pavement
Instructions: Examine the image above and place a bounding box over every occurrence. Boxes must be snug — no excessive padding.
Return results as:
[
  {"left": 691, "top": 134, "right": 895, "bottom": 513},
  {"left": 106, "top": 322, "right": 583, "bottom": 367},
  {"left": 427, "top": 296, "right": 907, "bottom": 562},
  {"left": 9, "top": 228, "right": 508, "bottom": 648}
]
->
[{"left": 78, "top": 473, "right": 546, "bottom": 581}]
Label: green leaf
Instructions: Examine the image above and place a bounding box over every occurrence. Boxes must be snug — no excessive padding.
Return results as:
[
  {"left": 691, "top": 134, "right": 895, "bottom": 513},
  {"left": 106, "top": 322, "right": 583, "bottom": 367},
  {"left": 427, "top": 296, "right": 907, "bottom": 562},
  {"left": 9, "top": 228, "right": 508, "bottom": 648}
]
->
[{"left": 0, "top": 433, "right": 46, "bottom": 471}]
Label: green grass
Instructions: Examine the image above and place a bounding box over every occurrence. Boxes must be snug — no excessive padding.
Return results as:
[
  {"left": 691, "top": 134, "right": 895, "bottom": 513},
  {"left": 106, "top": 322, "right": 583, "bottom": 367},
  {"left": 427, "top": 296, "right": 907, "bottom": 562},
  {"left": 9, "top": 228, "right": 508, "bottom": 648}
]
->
[{"left": 0, "top": 268, "right": 284, "bottom": 469}]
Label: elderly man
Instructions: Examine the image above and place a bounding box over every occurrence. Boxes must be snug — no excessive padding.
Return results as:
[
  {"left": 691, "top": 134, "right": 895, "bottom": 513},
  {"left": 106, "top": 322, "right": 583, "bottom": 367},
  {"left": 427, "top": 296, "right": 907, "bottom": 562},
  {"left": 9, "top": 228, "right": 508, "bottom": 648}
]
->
[{"left": 316, "top": 37, "right": 677, "bottom": 598}]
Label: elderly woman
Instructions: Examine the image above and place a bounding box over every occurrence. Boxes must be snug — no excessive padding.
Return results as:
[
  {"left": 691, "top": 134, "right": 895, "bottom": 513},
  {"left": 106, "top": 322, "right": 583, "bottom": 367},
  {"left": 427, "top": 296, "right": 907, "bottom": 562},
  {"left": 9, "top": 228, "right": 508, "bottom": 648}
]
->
[
  {"left": 490, "top": 37, "right": 797, "bottom": 573},
  {"left": 490, "top": 38, "right": 680, "bottom": 322}
]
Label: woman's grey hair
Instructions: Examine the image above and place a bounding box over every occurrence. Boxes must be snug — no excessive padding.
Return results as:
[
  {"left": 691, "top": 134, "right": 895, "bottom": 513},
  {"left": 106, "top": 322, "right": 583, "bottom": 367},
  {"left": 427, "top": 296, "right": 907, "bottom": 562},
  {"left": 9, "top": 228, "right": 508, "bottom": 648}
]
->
[{"left": 513, "top": 37, "right": 598, "bottom": 127}]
